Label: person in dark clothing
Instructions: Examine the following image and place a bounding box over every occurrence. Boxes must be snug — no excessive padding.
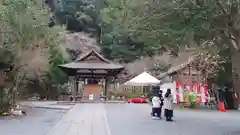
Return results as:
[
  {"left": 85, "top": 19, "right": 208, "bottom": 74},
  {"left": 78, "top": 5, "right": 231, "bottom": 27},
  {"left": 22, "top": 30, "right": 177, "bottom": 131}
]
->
[
  {"left": 164, "top": 89, "right": 174, "bottom": 122},
  {"left": 158, "top": 90, "right": 164, "bottom": 118}
]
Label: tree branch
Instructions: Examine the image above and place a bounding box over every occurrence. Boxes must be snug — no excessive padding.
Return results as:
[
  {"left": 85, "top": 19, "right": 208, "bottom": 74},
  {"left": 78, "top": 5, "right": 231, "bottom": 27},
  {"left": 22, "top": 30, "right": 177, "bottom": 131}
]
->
[
  {"left": 224, "top": 31, "right": 240, "bottom": 51},
  {"left": 215, "top": 0, "right": 227, "bottom": 14}
]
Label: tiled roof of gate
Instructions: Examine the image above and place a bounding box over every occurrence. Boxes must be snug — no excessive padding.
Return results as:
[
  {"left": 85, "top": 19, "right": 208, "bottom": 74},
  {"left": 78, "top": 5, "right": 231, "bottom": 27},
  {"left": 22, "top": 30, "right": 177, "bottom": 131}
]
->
[
  {"left": 59, "top": 50, "right": 124, "bottom": 70},
  {"left": 59, "top": 62, "right": 124, "bottom": 70}
]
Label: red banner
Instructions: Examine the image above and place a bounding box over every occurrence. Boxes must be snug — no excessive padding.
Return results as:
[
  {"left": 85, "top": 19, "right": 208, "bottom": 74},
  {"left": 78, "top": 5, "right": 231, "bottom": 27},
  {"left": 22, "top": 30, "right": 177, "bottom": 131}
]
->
[{"left": 175, "top": 81, "right": 208, "bottom": 103}]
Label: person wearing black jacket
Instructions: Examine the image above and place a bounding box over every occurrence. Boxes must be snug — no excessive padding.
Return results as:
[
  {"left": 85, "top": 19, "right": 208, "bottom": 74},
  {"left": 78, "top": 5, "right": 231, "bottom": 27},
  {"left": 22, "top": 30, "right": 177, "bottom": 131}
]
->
[{"left": 158, "top": 90, "right": 164, "bottom": 118}]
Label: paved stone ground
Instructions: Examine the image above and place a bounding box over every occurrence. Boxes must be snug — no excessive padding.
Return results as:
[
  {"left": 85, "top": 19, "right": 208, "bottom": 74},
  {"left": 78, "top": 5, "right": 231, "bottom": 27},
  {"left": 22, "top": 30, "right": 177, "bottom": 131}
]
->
[
  {"left": 105, "top": 104, "right": 240, "bottom": 135},
  {"left": 20, "top": 101, "right": 74, "bottom": 110},
  {"left": 0, "top": 108, "right": 67, "bottom": 135},
  {"left": 46, "top": 104, "right": 111, "bottom": 135},
  {"left": 1, "top": 103, "right": 240, "bottom": 135}
]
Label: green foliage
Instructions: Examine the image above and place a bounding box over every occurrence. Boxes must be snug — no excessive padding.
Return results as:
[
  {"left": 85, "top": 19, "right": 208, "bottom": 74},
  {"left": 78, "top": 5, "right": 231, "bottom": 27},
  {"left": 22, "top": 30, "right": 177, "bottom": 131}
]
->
[
  {"left": 121, "top": 0, "right": 240, "bottom": 85},
  {"left": 0, "top": 87, "right": 11, "bottom": 115},
  {"left": 49, "top": 0, "right": 102, "bottom": 34},
  {"left": 47, "top": 0, "right": 240, "bottom": 66},
  {"left": 45, "top": 47, "right": 69, "bottom": 86},
  {"left": 128, "top": 0, "right": 240, "bottom": 53},
  {"left": 215, "top": 48, "right": 232, "bottom": 87},
  {"left": 186, "top": 92, "right": 198, "bottom": 108},
  {"left": 1, "top": 0, "right": 50, "bottom": 47},
  {"left": 0, "top": 0, "right": 64, "bottom": 65},
  {"left": 0, "top": 0, "right": 65, "bottom": 83},
  {"left": 0, "top": 0, "right": 67, "bottom": 105},
  {"left": 125, "top": 92, "right": 142, "bottom": 99},
  {"left": 48, "top": 0, "right": 158, "bottom": 62},
  {"left": 100, "top": 0, "right": 156, "bottom": 62}
]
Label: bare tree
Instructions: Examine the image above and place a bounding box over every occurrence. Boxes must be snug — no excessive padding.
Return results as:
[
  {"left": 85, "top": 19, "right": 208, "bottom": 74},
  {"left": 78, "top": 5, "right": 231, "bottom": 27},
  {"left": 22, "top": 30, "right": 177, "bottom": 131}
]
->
[{"left": 60, "top": 32, "right": 100, "bottom": 61}]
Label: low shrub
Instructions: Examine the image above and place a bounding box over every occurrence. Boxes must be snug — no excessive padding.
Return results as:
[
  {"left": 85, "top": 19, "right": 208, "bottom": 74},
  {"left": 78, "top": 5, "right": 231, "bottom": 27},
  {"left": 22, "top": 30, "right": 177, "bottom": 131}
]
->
[
  {"left": 186, "top": 92, "right": 198, "bottom": 108},
  {"left": 0, "top": 87, "right": 11, "bottom": 116}
]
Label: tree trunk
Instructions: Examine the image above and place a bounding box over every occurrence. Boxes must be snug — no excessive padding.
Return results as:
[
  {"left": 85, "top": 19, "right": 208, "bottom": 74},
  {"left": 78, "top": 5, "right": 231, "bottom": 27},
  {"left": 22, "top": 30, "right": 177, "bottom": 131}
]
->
[
  {"left": 211, "top": 83, "right": 220, "bottom": 109},
  {"left": 230, "top": 46, "right": 240, "bottom": 109}
]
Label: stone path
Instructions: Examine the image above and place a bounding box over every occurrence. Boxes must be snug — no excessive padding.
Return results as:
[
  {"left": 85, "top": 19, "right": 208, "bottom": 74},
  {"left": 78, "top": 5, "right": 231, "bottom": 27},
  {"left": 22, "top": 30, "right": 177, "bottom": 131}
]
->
[
  {"left": 20, "top": 101, "right": 74, "bottom": 110},
  {"left": 2, "top": 103, "right": 240, "bottom": 135},
  {"left": 0, "top": 108, "right": 67, "bottom": 135},
  {"left": 46, "top": 104, "right": 111, "bottom": 135}
]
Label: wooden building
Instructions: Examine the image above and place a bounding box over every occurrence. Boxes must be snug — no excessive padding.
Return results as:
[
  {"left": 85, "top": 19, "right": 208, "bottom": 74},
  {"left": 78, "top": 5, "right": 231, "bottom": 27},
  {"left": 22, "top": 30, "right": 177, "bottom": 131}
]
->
[
  {"left": 59, "top": 51, "right": 124, "bottom": 101},
  {"left": 158, "top": 57, "right": 206, "bottom": 85}
]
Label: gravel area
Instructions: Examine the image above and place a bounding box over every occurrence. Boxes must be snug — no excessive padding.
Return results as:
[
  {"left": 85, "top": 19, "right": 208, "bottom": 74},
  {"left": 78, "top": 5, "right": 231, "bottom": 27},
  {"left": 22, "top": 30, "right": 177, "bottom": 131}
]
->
[
  {"left": 0, "top": 108, "right": 68, "bottom": 135},
  {"left": 105, "top": 104, "right": 240, "bottom": 135}
]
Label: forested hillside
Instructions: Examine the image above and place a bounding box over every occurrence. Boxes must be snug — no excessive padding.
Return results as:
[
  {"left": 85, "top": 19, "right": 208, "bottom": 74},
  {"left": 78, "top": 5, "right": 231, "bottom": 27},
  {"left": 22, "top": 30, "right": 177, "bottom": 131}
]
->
[
  {"left": 0, "top": 0, "right": 239, "bottom": 111},
  {"left": 0, "top": 0, "right": 70, "bottom": 113},
  {"left": 45, "top": 0, "right": 240, "bottom": 109},
  {"left": 45, "top": 0, "right": 231, "bottom": 81},
  {"left": 46, "top": 0, "right": 158, "bottom": 62},
  {"left": 44, "top": 0, "right": 233, "bottom": 84}
]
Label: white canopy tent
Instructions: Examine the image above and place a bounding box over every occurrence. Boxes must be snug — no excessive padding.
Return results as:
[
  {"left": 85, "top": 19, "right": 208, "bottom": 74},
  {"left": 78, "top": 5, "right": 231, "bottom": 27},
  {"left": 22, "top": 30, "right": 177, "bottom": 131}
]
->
[{"left": 124, "top": 71, "right": 160, "bottom": 86}]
